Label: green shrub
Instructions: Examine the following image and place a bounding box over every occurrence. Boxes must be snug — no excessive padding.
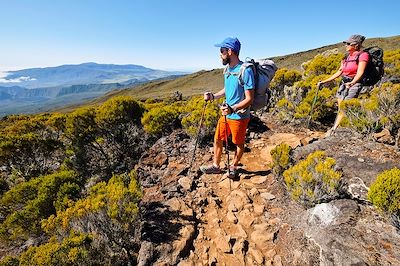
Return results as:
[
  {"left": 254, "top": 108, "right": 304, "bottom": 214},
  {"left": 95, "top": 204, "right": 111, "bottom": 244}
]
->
[
  {"left": 368, "top": 168, "right": 400, "bottom": 216},
  {"left": 342, "top": 84, "right": 400, "bottom": 135},
  {"left": 18, "top": 233, "right": 92, "bottom": 266},
  {"left": 0, "top": 256, "right": 19, "bottom": 266},
  {"left": 269, "top": 68, "right": 302, "bottom": 107},
  {"left": 141, "top": 104, "right": 182, "bottom": 135},
  {"left": 383, "top": 49, "right": 400, "bottom": 79},
  {"left": 283, "top": 151, "right": 343, "bottom": 208},
  {"left": 181, "top": 96, "right": 221, "bottom": 137},
  {"left": 0, "top": 170, "right": 80, "bottom": 242},
  {"left": 302, "top": 53, "right": 343, "bottom": 77},
  {"left": 95, "top": 96, "right": 144, "bottom": 126},
  {"left": 270, "top": 143, "right": 293, "bottom": 176}
]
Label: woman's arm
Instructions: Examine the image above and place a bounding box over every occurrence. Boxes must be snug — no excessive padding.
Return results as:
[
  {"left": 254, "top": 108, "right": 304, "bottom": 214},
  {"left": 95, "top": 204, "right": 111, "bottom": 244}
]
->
[{"left": 346, "top": 61, "right": 367, "bottom": 86}]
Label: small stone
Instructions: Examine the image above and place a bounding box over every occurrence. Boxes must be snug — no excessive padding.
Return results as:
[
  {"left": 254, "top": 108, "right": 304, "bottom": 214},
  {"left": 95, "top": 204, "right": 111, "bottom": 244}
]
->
[
  {"left": 273, "top": 255, "right": 283, "bottom": 266},
  {"left": 248, "top": 247, "right": 264, "bottom": 264},
  {"left": 227, "top": 211, "right": 238, "bottom": 224},
  {"left": 261, "top": 192, "right": 276, "bottom": 201}
]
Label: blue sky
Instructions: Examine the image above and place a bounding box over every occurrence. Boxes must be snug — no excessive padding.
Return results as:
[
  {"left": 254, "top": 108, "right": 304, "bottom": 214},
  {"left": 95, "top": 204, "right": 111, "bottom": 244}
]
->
[{"left": 1, "top": 0, "right": 399, "bottom": 72}]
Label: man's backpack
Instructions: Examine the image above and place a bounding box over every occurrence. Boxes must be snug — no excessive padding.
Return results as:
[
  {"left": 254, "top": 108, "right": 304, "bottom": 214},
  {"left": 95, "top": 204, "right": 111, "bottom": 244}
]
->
[
  {"left": 353, "top": 46, "right": 384, "bottom": 86},
  {"left": 224, "top": 58, "right": 278, "bottom": 110}
]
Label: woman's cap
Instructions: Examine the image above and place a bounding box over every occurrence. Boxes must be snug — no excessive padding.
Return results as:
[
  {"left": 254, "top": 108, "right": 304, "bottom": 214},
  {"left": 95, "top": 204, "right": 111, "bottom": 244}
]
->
[{"left": 343, "top": 34, "right": 366, "bottom": 45}]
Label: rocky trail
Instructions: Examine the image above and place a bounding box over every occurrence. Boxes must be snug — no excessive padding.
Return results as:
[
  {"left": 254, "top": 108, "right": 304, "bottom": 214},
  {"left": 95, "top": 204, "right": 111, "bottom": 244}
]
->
[{"left": 135, "top": 115, "right": 400, "bottom": 266}]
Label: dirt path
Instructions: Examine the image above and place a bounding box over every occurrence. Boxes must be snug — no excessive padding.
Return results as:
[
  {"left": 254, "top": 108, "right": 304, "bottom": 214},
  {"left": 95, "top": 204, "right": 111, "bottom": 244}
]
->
[{"left": 177, "top": 129, "right": 323, "bottom": 265}]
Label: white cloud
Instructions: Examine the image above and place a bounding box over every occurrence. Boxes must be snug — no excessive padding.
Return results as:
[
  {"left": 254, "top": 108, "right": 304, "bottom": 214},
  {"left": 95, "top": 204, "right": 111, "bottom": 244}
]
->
[{"left": 0, "top": 73, "right": 36, "bottom": 83}]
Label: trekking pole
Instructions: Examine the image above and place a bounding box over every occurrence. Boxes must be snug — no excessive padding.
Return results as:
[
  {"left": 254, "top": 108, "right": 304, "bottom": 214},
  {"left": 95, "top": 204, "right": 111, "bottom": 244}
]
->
[
  {"left": 187, "top": 101, "right": 207, "bottom": 174},
  {"left": 224, "top": 113, "right": 232, "bottom": 192},
  {"left": 224, "top": 114, "right": 230, "bottom": 176},
  {"left": 306, "top": 82, "right": 322, "bottom": 129}
]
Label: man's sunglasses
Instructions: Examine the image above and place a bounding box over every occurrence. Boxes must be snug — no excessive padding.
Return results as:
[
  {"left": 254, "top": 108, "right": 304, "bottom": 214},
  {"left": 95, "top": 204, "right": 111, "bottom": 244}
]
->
[{"left": 220, "top": 48, "right": 229, "bottom": 53}]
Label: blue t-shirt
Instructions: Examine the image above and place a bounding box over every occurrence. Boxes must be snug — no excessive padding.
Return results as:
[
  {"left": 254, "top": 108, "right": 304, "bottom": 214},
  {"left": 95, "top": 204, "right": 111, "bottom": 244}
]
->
[{"left": 224, "top": 62, "right": 254, "bottom": 120}]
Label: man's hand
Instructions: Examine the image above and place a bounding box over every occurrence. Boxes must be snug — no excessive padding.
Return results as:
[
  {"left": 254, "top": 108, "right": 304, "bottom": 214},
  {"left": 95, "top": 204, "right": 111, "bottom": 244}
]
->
[
  {"left": 220, "top": 103, "right": 233, "bottom": 116},
  {"left": 204, "top": 92, "right": 214, "bottom": 101}
]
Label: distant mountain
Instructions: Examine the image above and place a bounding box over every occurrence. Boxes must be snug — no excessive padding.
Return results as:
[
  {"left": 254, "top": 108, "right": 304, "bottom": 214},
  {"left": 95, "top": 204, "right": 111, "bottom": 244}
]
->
[
  {"left": 79, "top": 35, "right": 400, "bottom": 110},
  {"left": 0, "top": 63, "right": 187, "bottom": 116},
  {"left": 0, "top": 62, "right": 185, "bottom": 89}
]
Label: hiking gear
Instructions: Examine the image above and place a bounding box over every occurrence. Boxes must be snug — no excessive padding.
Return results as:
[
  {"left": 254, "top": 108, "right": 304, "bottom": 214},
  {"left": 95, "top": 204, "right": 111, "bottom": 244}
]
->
[
  {"left": 227, "top": 166, "right": 238, "bottom": 179},
  {"left": 214, "top": 37, "right": 241, "bottom": 54},
  {"left": 199, "top": 164, "right": 222, "bottom": 174},
  {"left": 360, "top": 47, "right": 384, "bottom": 86},
  {"left": 307, "top": 82, "right": 322, "bottom": 128},
  {"left": 343, "top": 47, "right": 384, "bottom": 87},
  {"left": 224, "top": 58, "right": 277, "bottom": 111},
  {"left": 224, "top": 115, "right": 231, "bottom": 177},
  {"left": 189, "top": 101, "right": 207, "bottom": 173}
]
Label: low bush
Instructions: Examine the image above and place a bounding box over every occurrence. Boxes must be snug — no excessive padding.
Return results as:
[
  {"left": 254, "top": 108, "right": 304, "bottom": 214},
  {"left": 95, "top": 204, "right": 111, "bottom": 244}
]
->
[
  {"left": 181, "top": 96, "right": 221, "bottom": 138},
  {"left": 368, "top": 168, "right": 400, "bottom": 217},
  {"left": 141, "top": 103, "right": 182, "bottom": 135},
  {"left": 270, "top": 143, "right": 293, "bottom": 176},
  {"left": 283, "top": 150, "right": 343, "bottom": 208},
  {"left": 342, "top": 84, "right": 400, "bottom": 135}
]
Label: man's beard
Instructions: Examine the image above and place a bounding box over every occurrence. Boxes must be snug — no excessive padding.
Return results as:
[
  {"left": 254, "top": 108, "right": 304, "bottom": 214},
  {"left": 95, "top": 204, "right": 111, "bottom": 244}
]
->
[{"left": 222, "top": 56, "right": 230, "bottom": 65}]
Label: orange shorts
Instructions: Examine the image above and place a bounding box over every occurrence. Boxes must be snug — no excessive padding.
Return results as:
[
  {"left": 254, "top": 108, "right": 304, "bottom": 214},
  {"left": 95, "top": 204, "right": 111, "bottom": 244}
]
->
[{"left": 214, "top": 117, "right": 250, "bottom": 145}]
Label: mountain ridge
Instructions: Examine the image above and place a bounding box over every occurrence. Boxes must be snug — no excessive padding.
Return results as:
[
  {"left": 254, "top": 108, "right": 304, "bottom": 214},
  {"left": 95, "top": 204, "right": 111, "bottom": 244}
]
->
[{"left": 73, "top": 35, "right": 399, "bottom": 112}]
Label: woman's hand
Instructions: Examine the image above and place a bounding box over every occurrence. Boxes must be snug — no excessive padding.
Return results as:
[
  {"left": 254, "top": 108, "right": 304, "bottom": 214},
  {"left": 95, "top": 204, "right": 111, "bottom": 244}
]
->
[{"left": 344, "top": 82, "right": 354, "bottom": 88}]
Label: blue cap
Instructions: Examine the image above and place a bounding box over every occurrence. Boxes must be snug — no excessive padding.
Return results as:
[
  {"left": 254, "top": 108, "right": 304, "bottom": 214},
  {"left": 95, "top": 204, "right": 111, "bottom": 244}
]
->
[{"left": 214, "top": 37, "right": 241, "bottom": 53}]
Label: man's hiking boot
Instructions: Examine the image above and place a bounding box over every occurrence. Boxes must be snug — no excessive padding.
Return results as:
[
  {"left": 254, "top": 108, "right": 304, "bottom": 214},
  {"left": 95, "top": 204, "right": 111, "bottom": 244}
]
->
[
  {"left": 227, "top": 166, "right": 238, "bottom": 179},
  {"left": 199, "top": 164, "right": 221, "bottom": 174}
]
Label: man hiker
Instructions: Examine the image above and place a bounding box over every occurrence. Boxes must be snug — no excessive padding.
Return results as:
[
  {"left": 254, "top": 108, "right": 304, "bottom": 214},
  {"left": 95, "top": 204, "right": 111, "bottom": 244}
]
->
[{"left": 200, "top": 37, "right": 255, "bottom": 178}]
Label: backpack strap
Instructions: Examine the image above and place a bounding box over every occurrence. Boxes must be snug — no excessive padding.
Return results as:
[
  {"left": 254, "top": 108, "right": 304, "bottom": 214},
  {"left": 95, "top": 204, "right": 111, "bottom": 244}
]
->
[
  {"left": 238, "top": 60, "right": 257, "bottom": 89},
  {"left": 223, "top": 63, "right": 247, "bottom": 87},
  {"left": 354, "top": 51, "right": 368, "bottom": 64}
]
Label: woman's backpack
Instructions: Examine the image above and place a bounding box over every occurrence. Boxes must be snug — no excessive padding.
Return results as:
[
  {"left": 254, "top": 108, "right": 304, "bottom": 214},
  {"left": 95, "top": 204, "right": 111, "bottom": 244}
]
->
[{"left": 356, "top": 46, "right": 384, "bottom": 86}]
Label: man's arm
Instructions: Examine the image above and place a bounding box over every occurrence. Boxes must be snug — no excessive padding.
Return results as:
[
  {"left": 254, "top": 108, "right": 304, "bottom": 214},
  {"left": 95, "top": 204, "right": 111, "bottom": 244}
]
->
[
  {"left": 232, "top": 89, "right": 254, "bottom": 112},
  {"left": 204, "top": 88, "right": 225, "bottom": 101}
]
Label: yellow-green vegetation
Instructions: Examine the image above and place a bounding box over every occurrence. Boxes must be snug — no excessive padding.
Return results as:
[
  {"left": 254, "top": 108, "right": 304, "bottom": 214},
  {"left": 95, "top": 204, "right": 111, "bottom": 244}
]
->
[
  {"left": 368, "top": 168, "right": 400, "bottom": 216},
  {"left": 0, "top": 170, "right": 80, "bottom": 242},
  {"left": 1, "top": 233, "right": 93, "bottom": 266},
  {"left": 270, "top": 143, "right": 293, "bottom": 176},
  {"left": 42, "top": 170, "right": 141, "bottom": 235},
  {"left": 38, "top": 171, "right": 141, "bottom": 264},
  {"left": 274, "top": 52, "right": 342, "bottom": 124},
  {"left": 341, "top": 83, "right": 400, "bottom": 135},
  {"left": 383, "top": 49, "right": 400, "bottom": 78},
  {"left": 180, "top": 96, "right": 222, "bottom": 137},
  {"left": 0, "top": 96, "right": 149, "bottom": 264},
  {"left": 95, "top": 96, "right": 144, "bottom": 125},
  {"left": 283, "top": 151, "right": 343, "bottom": 207},
  {"left": 0, "top": 113, "right": 65, "bottom": 181},
  {"left": 141, "top": 96, "right": 222, "bottom": 138},
  {"left": 141, "top": 100, "right": 183, "bottom": 135}
]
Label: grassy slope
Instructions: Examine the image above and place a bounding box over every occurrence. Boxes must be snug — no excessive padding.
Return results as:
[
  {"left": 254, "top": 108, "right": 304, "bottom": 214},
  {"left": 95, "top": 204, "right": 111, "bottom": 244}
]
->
[{"left": 56, "top": 35, "right": 400, "bottom": 113}]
